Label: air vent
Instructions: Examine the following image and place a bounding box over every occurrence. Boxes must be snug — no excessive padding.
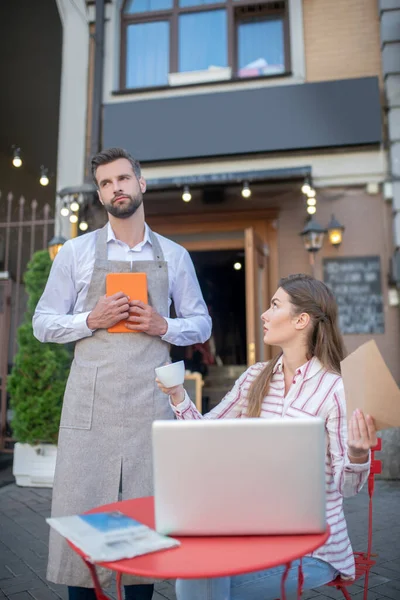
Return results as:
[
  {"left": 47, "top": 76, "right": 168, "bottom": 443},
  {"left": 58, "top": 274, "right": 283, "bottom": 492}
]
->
[{"left": 235, "top": 1, "right": 285, "bottom": 17}]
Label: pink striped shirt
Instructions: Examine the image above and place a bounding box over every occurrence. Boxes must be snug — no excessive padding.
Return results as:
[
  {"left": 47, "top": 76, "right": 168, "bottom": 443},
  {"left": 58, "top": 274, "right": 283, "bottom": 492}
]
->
[{"left": 172, "top": 356, "right": 370, "bottom": 578}]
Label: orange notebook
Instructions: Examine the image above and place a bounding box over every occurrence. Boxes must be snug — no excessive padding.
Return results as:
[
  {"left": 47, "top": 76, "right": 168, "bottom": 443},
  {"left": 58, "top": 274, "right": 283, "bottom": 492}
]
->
[{"left": 106, "top": 272, "right": 148, "bottom": 333}]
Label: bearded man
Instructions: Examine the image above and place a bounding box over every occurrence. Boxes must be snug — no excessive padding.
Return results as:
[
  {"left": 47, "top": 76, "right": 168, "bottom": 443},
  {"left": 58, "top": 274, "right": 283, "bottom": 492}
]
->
[{"left": 33, "top": 147, "right": 211, "bottom": 600}]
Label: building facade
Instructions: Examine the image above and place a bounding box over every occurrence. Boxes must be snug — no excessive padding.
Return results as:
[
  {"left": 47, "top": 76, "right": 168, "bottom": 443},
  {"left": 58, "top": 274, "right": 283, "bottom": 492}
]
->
[{"left": 55, "top": 0, "right": 400, "bottom": 475}]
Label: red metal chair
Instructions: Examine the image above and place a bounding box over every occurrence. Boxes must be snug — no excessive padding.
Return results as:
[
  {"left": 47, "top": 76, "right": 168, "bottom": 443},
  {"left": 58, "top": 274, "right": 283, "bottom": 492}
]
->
[{"left": 326, "top": 438, "right": 382, "bottom": 600}]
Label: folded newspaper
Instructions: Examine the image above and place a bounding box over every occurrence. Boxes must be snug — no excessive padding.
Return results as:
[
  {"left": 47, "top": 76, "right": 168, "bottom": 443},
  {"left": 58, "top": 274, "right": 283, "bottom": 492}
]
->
[{"left": 47, "top": 511, "right": 180, "bottom": 562}]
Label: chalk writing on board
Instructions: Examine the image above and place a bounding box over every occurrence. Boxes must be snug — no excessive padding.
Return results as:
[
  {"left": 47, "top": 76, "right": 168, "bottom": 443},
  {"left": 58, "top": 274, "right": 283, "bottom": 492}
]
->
[{"left": 323, "top": 256, "right": 384, "bottom": 334}]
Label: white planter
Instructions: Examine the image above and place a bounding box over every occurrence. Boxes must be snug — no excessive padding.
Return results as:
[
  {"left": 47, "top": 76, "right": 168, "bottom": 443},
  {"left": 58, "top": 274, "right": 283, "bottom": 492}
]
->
[{"left": 13, "top": 442, "right": 57, "bottom": 488}]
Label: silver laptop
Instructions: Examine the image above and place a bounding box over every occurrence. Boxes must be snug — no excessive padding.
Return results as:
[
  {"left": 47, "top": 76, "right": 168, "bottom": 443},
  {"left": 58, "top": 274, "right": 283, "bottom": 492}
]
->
[{"left": 152, "top": 418, "right": 326, "bottom": 536}]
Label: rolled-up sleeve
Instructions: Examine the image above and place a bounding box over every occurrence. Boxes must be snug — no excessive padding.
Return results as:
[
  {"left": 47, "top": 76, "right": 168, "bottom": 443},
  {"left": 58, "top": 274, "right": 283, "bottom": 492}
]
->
[
  {"left": 170, "top": 367, "right": 251, "bottom": 420},
  {"left": 33, "top": 242, "right": 94, "bottom": 344},
  {"left": 326, "top": 390, "right": 370, "bottom": 498},
  {"left": 162, "top": 249, "right": 212, "bottom": 346}
]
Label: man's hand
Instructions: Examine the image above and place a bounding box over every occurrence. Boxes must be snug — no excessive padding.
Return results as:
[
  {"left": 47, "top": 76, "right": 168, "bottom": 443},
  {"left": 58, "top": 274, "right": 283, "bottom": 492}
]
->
[
  {"left": 87, "top": 292, "right": 130, "bottom": 330},
  {"left": 126, "top": 300, "right": 168, "bottom": 336},
  {"left": 347, "top": 409, "right": 377, "bottom": 464}
]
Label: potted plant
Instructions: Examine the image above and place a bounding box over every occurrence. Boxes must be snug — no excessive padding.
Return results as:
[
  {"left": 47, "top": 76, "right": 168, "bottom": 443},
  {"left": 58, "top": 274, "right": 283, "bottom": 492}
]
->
[{"left": 8, "top": 250, "right": 72, "bottom": 487}]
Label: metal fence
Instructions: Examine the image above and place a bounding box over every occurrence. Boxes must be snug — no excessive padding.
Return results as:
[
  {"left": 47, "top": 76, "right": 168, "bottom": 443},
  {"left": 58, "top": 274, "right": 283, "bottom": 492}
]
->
[{"left": 0, "top": 191, "right": 55, "bottom": 452}]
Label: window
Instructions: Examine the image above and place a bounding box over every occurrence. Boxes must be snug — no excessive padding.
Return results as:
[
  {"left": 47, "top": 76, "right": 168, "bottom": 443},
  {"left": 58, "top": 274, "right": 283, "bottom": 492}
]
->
[
  {"left": 121, "top": 0, "right": 289, "bottom": 89},
  {"left": 179, "top": 10, "right": 227, "bottom": 73},
  {"left": 126, "top": 21, "right": 170, "bottom": 88}
]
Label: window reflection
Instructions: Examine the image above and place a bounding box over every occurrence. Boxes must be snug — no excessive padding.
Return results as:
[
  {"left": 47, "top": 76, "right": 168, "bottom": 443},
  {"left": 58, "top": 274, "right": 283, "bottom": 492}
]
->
[
  {"left": 238, "top": 19, "right": 285, "bottom": 78},
  {"left": 179, "top": 10, "right": 227, "bottom": 73}
]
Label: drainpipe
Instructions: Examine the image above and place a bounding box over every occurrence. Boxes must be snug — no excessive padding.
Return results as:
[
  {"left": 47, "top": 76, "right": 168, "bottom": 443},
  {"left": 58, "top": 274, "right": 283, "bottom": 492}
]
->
[
  {"left": 90, "top": 0, "right": 105, "bottom": 158},
  {"left": 379, "top": 0, "right": 400, "bottom": 478}
]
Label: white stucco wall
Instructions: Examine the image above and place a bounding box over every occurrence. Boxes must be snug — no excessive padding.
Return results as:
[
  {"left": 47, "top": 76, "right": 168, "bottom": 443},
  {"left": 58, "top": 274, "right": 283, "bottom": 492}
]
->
[{"left": 55, "top": 0, "right": 90, "bottom": 238}]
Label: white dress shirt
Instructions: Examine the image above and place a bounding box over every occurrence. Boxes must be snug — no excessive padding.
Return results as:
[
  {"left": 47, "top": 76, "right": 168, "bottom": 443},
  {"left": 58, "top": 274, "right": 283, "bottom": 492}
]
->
[{"left": 33, "top": 223, "right": 212, "bottom": 346}]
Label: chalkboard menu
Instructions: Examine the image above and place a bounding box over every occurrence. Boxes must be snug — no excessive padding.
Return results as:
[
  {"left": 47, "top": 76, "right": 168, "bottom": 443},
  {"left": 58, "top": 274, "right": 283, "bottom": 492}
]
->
[{"left": 323, "top": 256, "right": 384, "bottom": 334}]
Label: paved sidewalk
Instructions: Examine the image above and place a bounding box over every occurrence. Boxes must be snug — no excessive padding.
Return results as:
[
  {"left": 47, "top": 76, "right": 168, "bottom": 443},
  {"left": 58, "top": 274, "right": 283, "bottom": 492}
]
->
[{"left": 0, "top": 480, "right": 399, "bottom": 600}]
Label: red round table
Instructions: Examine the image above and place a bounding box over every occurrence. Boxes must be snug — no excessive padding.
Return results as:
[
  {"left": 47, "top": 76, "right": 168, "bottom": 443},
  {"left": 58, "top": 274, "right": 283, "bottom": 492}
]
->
[{"left": 68, "top": 497, "right": 330, "bottom": 600}]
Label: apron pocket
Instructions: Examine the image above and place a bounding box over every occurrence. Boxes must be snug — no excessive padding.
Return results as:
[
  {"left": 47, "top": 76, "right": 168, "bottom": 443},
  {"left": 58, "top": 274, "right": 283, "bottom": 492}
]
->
[{"left": 60, "top": 360, "right": 98, "bottom": 430}]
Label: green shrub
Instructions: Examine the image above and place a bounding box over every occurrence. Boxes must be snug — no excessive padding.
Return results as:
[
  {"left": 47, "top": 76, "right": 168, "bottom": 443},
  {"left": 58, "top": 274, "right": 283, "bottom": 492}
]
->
[{"left": 8, "top": 250, "right": 72, "bottom": 444}]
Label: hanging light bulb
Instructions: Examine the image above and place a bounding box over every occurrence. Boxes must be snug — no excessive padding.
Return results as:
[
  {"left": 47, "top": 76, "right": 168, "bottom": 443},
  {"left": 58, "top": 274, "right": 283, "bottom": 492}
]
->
[
  {"left": 182, "top": 185, "right": 192, "bottom": 202},
  {"left": 39, "top": 166, "right": 49, "bottom": 186},
  {"left": 12, "top": 147, "right": 22, "bottom": 168},
  {"left": 307, "top": 205, "right": 317, "bottom": 215},
  {"left": 301, "top": 176, "right": 311, "bottom": 195},
  {"left": 60, "top": 203, "right": 69, "bottom": 217},
  {"left": 307, "top": 197, "right": 317, "bottom": 207},
  {"left": 70, "top": 196, "right": 80, "bottom": 212},
  {"left": 233, "top": 262, "right": 242, "bottom": 271},
  {"left": 79, "top": 221, "right": 89, "bottom": 231},
  {"left": 307, "top": 188, "right": 316, "bottom": 198},
  {"left": 241, "top": 181, "right": 251, "bottom": 199},
  {"left": 69, "top": 214, "right": 78, "bottom": 224}
]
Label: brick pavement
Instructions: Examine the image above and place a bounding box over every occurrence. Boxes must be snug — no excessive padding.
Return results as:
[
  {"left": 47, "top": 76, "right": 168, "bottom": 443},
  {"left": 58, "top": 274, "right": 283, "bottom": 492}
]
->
[{"left": 0, "top": 480, "right": 399, "bottom": 600}]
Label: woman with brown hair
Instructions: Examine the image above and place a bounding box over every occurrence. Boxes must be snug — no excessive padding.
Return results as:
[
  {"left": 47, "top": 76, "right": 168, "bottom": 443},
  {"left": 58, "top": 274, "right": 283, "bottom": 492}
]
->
[{"left": 156, "top": 274, "right": 377, "bottom": 600}]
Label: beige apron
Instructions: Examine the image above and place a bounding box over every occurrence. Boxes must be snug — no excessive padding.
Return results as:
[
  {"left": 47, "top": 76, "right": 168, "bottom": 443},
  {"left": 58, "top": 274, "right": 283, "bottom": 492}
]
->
[{"left": 47, "top": 225, "right": 174, "bottom": 587}]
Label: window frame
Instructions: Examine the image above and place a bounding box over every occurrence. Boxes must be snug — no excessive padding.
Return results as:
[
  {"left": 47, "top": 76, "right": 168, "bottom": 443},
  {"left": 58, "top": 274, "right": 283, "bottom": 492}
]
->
[{"left": 120, "top": 0, "right": 291, "bottom": 91}]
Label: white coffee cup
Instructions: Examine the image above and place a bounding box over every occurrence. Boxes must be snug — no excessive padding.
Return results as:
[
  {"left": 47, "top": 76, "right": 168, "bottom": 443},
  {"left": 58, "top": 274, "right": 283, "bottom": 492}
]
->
[{"left": 155, "top": 361, "right": 185, "bottom": 387}]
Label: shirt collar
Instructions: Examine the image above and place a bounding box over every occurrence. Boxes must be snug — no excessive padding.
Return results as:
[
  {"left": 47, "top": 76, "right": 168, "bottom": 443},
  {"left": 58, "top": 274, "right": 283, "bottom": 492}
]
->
[
  {"left": 106, "top": 222, "right": 152, "bottom": 248},
  {"left": 273, "top": 355, "right": 324, "bottom": 381}
]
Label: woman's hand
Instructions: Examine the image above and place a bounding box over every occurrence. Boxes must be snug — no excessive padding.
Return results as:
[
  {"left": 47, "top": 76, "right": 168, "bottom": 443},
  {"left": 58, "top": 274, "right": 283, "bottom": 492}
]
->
[
  {"left": 156, "top": 378, "right": 185, "bottom": 406},
  {"left": 347, "top": 409, "right": 377, "bottom": 463}
]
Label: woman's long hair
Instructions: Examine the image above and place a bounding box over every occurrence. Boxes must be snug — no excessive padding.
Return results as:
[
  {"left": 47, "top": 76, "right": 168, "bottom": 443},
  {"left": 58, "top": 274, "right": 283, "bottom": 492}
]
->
[{"left": 246, "top": 274, "right": 346, "bottom": 418}]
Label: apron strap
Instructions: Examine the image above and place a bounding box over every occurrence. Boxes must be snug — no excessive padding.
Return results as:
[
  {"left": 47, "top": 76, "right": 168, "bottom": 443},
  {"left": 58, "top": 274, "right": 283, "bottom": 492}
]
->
[
  {"left": 94, "top": 223, "right": 165, "bottom": 262},
  {"left": 95, "top": 224, "right": 109, "bottom": 261},
  {"left": 148, "top": 228, "right": 165, "bottom": 262}
]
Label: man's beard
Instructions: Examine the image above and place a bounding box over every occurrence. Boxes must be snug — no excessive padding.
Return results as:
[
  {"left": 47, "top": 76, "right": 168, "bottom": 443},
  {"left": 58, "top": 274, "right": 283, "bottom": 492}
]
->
[{"left": 104, "top": 192, "right": 143, "bottom": 219}]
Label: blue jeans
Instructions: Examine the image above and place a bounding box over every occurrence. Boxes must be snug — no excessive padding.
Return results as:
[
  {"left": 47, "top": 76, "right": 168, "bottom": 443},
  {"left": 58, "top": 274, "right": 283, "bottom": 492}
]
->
[{"left": 176, "top": 557, "right": 338, "bottom": 600}]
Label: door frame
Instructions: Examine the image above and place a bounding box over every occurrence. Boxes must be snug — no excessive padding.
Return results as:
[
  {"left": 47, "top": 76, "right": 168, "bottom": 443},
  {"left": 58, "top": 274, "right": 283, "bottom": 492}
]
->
[
  {"left": 147, "top": 208, "right": 279, "bottom": 365},
  {"left": 147, "top": 208, "right": 278, "bottom": 270}
]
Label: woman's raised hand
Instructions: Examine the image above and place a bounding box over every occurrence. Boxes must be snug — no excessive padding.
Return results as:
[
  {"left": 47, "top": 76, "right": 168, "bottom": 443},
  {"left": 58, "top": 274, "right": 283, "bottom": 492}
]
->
[{"left": 347, "top": 408, "right": 377, "bottom": 463}]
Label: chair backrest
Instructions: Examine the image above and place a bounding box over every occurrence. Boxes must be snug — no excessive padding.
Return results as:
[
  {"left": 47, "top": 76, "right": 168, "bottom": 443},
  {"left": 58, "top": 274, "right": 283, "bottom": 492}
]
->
[
  {"left": 183, "top": 372, "right": 204, "bottom": 413},
  {"left": 327, "top": 439, "right": 382, "bottom": 600},
  {"left": 366, "top": 438, "right": 382, "bottom": 561}
]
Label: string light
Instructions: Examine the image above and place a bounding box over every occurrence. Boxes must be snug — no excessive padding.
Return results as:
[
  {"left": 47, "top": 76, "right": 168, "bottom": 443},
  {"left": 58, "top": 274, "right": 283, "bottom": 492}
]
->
[
  {"left": 39, "top": 166, "right": 49, "bottom": 186},
  {"left": 79, "top": 221, "right": 89, "bottom": 231},
  {"left": 60, "top": 203, "right": 69, "bottom": 217},
  {"left": 12, "top": 147, "right": 22, "bottom": 168},
  {"left": 241, "top": 182, "right": 251, "bottom": 199},
  {"left": 301, "top": 177, "right": 311, "bottom": 195},
  {"left": 69, "top": 214, "right": 78, "bottom": 224},
  {"left": 182, "top": 185, "right": 192, "bottom": 202}
]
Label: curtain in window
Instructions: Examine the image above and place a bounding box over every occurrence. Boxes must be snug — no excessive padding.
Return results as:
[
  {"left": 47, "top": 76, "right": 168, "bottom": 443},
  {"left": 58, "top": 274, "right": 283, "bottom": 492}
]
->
[
  {"left": 126, "top": 21, "right": 170, "bottom": 88},
  {"left": 238, "top": 19, "right": 284, "bottom": 78},
  {"left": 179, "top": 10, "right": 227, "bottom": 73}
]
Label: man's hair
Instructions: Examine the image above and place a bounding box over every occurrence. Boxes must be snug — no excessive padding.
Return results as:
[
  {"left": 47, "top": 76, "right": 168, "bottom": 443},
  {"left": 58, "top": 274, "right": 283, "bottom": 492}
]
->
[{"left": 91, "top": 147, "right": 141, "bottom": 186}]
